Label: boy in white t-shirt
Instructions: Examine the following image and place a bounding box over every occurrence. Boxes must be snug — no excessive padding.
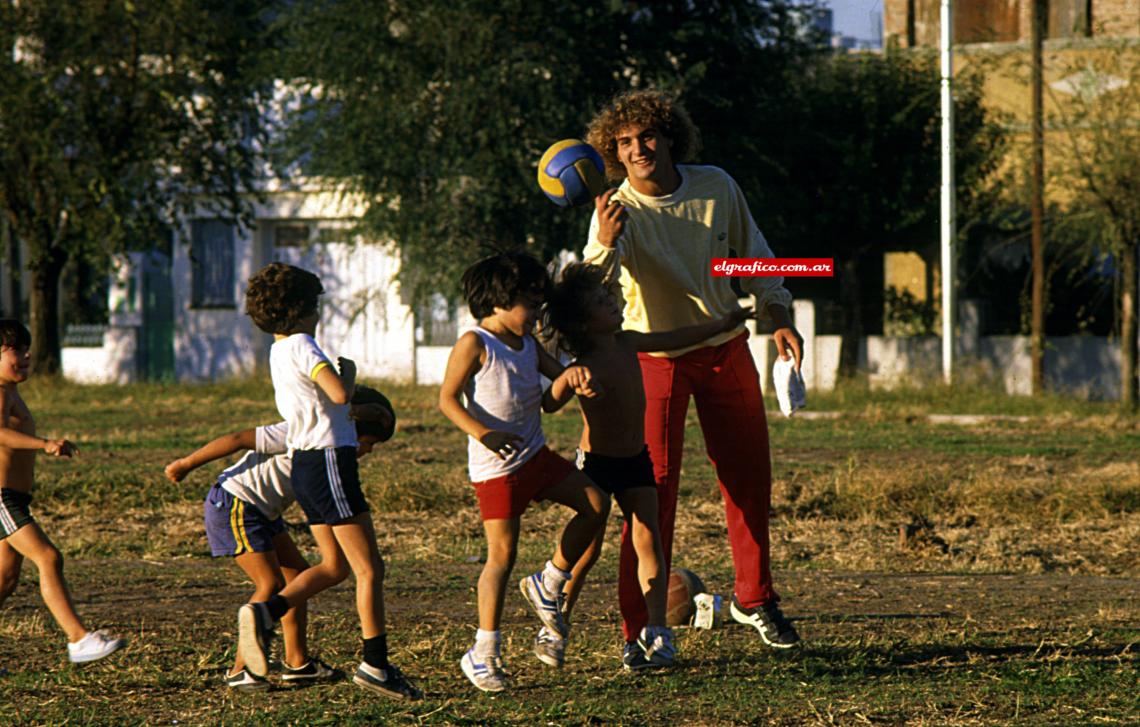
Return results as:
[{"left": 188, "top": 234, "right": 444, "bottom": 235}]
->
[
  {"left": 236, "top": 263, "right": 421, "bottom": 701},
  {"left": 164, "top": 386, "right": 395, "bottom": 690}
]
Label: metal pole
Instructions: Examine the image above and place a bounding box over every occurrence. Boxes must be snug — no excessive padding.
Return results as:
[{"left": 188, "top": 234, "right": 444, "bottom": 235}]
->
[
  {"left": 940, "top": 0, "right": 956, "bottom": 384},
  {"left": 1030, "top": 0, "right": 1046, "bottom": 395}
]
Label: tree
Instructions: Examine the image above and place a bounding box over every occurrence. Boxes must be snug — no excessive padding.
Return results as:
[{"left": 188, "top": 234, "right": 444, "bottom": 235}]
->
[
  {"left": 278, "top": 0, "right": 822, "bottom": 304},
  {"left": 1049, "top": 44, "right": 1140, "bottom": 409},
  {"left": 748, "top": 50, "right": 1007, "bottom": 379},
  {"left": 0, "top": 0, "right": 277, "bottom": 373}
]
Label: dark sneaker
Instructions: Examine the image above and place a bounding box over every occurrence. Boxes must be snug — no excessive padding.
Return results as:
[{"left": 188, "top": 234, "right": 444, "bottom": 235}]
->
[
  {"left": 729, "top": 597, "right": 800, "bottom": 648},
  {"left": 353, "top": 662, "right": 423, "bottom": 701},
  {"left": 637, "top": 626, "right": 676, "bottom": 667},
  {"left": 225, "top": 667, "right": 269, "bottom": 691},
  {"left": 621, "top": 641, "right": 658, "bottom": 671},
  {"left": 281, "top": 657, "right": 343, "bottom": 685},
  {"left": 237, "top": 603, "right": 276, "bottom": 677}
]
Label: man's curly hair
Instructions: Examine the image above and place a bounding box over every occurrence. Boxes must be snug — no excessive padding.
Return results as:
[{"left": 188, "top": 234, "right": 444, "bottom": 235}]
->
[
  {"left": 542, "top": 263, "right": 611, "bottom": 359},
  {"left": 461, "top": 251, "right": 551, "bottom": 319},
  {"left": 586, "top": 90, "right": 702, "bottom": 182},
  {"left": 245, "top": 263, "right": 324, "bottom": 334}
]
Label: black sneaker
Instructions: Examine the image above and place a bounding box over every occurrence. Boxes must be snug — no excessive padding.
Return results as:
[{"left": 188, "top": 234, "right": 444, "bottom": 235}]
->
[
  {"left": 353, "top": 662, "right": 424, "bottom": 701},
  {"left": 729, "top": 596, "right": 800, "bottom": 648},
  {"left": 237, "top": 603, "right": 276, "bottom": 677},
  {"left": 621, "top": 641, "right": 658, "bottom": 671},
  {"left": 225, "top": 667, "right": 270, "bottom": 691},
  {"left": 281, "top": 657, "right": 343, "bottom": 685}
]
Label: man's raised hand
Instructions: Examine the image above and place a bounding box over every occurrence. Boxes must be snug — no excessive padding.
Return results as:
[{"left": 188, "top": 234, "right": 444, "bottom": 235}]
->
[{"left": 594, "top": 189, "right": 626, "bottom": 249}]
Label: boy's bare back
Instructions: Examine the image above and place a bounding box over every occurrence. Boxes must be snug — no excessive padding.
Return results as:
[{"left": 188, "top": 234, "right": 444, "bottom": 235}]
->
[
  {"left": 576, "top": 333, "right": 647, "bottom": 459},
  {"left": 0, "top": 387, "right": 37, "bottom": 492}
]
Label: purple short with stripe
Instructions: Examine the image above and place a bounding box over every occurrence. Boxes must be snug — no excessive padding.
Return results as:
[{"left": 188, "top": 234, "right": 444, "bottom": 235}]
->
[
  {"left": 291, "top": 446, "right": 369, "bottom": 525},
  {"left": 203, "top": 482, "right": 286, "bottom": 557}
]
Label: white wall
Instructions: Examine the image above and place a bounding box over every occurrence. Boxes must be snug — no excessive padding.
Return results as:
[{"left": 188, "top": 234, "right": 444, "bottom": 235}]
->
[
  {"left": 164, "top": 189, "right": 416, "bottom": 383},
  {"left": 274, "top": 241, "right": 415, "bottom": 382},
  {"left": 415, "top": 345, "right": 453, "bottom": 386},
  {"left": 802, "top": 332, "right": 1121, "bottom": 398}
]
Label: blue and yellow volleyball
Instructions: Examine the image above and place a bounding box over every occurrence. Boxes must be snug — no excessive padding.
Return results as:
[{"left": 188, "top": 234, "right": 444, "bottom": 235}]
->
[{"left": 537, "top": 139, "right": 606, "bottom": 207}]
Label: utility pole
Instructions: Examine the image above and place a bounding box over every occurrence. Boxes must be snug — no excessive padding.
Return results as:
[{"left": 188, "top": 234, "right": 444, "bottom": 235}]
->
[
  {"left": 1030, "top": 0, "right": 1046, "bottom": 394},
  {"left": 939, "top": 0, "right": 955, "bottom": 384}
]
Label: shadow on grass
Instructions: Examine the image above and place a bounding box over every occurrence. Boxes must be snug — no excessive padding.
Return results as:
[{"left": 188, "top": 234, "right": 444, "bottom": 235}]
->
[
  {"left": 793, "top": 641, "right": 1136, "bottom": 677},
  {"left": 803, "top": 611, "right": 953, "bottom": 622}
]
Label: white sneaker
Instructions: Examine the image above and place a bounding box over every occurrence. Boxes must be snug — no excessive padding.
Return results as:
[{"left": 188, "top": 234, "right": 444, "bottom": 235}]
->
[
  {"left": 460, "top": 647, "right": 508, "bottom": 692},
  {"left": 237, "top": 602, "right": 275, "bottom": 677},
  {"left": 533, "top": 626, "right": 566, "bottom": 667},
  {"left": 519, "top": 572, "right": 567, "bottom": 637},
  {"left": 68, "top": 630, "right": 126, "bottom": 664},
  {"left": 637, "top": 626, "right": 676, "bottom": 668}
]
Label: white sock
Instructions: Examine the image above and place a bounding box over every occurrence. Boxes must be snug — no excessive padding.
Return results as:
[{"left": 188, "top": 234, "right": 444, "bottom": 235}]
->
[
  {"left": 474, "top": 629, "right": 501, "bottom": 657},
  {"left": 542, "top": 560, "right": 572, "bottom": 595}
]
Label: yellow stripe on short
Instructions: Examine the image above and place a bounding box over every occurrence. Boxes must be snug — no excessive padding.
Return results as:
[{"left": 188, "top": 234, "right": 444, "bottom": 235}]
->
[
  {"left": 310, "top": 361, "right": 330, "bottom": 380},
  {"left": 230, "top": 499, "right": 251, "bottom": 555}
]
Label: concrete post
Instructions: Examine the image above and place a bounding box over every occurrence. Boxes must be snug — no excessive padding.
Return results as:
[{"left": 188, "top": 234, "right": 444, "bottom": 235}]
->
[
  {"left": 794, "top": 299, "right": 817, "bottom": 390},
  {"left": 958, "top": 299, "right": 981, "bottom": 359}
]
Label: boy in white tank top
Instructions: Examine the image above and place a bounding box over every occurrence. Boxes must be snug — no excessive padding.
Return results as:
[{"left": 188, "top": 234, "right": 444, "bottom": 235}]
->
[{"left": 439, "top": 252, "right": 610, "bottom": 692}]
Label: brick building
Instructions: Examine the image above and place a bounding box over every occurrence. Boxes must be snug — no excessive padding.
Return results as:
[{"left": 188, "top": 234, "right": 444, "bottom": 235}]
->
[{"left": 883, "top": 0, "right": 1137, "bottom": 47}]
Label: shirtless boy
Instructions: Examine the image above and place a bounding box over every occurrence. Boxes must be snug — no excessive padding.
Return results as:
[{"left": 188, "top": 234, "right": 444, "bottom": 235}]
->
[
  {"left": 541, "top": 265, "right": 752, "bottom": 668},
  {"left": 0, "top": 319, "right": 125, "bottom": 664}
]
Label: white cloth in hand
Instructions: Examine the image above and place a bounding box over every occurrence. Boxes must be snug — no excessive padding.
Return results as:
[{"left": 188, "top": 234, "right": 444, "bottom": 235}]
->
[{"left": 772, "top": 356, "right": 806, "bottom": 417}]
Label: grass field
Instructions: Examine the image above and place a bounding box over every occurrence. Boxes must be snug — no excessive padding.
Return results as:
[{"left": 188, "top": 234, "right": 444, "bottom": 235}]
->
[{"left": 0, "top": 378, "right": 1136, "bottom": 725}]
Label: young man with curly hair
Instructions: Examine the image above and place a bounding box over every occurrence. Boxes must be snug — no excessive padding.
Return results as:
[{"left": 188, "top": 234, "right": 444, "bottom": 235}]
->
[
  {"left": 581, "top": 90, "right": 805, "bottom": 661},
  {"left": 237, "top": 263, "right": 421, "bottom": 701}
]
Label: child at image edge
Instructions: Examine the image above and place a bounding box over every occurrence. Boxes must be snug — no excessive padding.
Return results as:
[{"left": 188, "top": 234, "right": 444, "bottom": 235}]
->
[
  {"left": 236, "top": 263, "right": 421, "bottom": 701},
  {"left": 438, "top": 252, "right": 610, "bottom": 692},
  {"left": 0, "top": 319, "right": 126, "bottom": 664},
  {"left": 541, "top": 263, "right": 754, "bottom": 669}
]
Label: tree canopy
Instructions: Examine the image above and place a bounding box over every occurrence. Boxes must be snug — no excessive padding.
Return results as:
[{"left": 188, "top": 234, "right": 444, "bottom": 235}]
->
[
  {"left": 278, "top": 0, "right": 822, "bottom": 303},
  {"left": 0, "top": 0, "right": 277, "bottom": 371}
]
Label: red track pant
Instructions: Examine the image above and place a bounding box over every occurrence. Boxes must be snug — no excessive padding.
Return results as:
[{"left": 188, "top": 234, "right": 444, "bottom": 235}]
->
[{"left": 618, "top": 333, "right": 777, "bottom": 642}]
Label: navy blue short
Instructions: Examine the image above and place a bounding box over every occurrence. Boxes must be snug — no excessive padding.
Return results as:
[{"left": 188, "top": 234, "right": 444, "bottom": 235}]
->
[
  {"left": 203, "top": 482, "right": 286, "bottom": 557},
  {"left": 291, "top": 446, "right": 370, "bottom": 525},
  {"left": 0, "top": 488, "right": 35, "bottom": 539},
  {"left": 576, "top": 447, "right": 656, "bottom": 495}
]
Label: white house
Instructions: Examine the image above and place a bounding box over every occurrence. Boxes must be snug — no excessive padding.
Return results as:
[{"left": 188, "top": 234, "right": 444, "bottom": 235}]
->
[{"left": 62, "top": 182, "right": 467, "bottom": 385}]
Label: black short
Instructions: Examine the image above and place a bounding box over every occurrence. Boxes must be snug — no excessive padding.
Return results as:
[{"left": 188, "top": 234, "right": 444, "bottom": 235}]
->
[
  {"left": 0, "top": 488, "right": 34, "bottom": 539},
  {"left": 576, "top": 447, "right": 656, "bottom": 495},
  {"left": 291, "top": 446, "right": 370, "bottom": 525}
]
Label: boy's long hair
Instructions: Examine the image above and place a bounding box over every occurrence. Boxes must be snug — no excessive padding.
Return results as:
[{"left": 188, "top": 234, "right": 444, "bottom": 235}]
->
[
  {"left": 0, "top": 319, "right": 31, "bottom": 350},
  {"left": 461, "top": 251, "right": 551, "bottom": 319},
  {"left": 542, "top": 263, "right": 609, "bottom": 359},
  {"left": 586, "top": 89, "right": 702, "bottom": 182},
  {"left": 245, "top": 263, "right": 324, "bottom": 335}
]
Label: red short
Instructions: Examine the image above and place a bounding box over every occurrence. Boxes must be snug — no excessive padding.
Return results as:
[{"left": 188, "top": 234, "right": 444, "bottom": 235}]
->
[{"left": 472, "top": 446, "right": 576, "bottom": 520}]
